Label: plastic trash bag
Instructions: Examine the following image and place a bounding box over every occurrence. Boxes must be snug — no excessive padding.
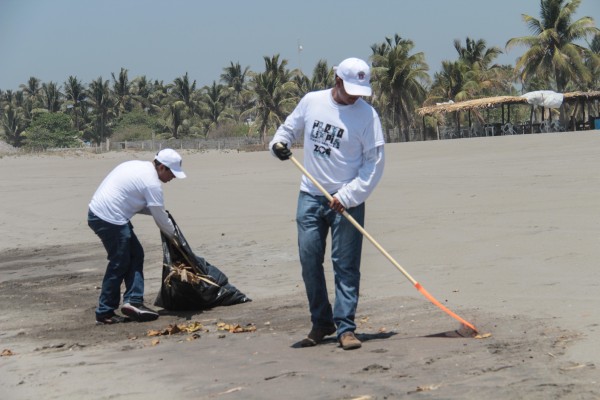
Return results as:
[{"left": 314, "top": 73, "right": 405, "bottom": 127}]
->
[{"left": 154, "top": 213, "right": 251, "bottom": 310}]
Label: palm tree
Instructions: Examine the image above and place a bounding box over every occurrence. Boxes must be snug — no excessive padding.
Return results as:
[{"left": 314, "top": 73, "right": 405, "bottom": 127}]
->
[
  {"left": 148, "top": 80, "right": 169, "bottom": 114},
  {"left": 111, "top": 68, "right": 133, "bottom": 116},
  {"left": 171, "top": 72, "right": 197, "bottom": 111},
  {"left": 430, "top": 61, "right": 473, "bottom": 102},
  {"left": 1, "top": 90, "right": 13, "bottom": 104},
  {"left": 245, "top": 55, "right": 298, "bottom": 143},
  {"left": 87, "top": 77, "right": 114, "bottom": 144},
  {"left": 579, "top": 33, "right": 600, "bottom": 120},
  {"left": 131, "top": 75, "right": 161, "bottom": 114},
  {"left": 263, "top": 54, "right": 288, "bottom": 77},
  {"left": 2, "top": 90, "right": 24, "bottom": 109},
  {"left": 294, "top": 59, "right": 334, "bottom": 96},
  {"left": 64, "top": 76, "right": 87, "bottom": 131},
  {"left": 19, "top": 77, "right": 42, "bottom": 108},
  {"left": 220, "top": 61, "right": 251, "bottom": 119},
  {"left": 14, "top": 90, "right": 25, "bottom": 107},
  {"left": 1, "top": 103, "right": 26, "bottom": 146},
  {"left": 311, "top": 60, "right": 335, "bottom": 90},
  {"left": 198, "top": 81, "right": 234, "bottom": 134},
  {"left": 220, "top": 61, "right": 249, "bottom": 96},
  {"left": 428, "top": 60, "right": 477, "bottom": 136},
  {"left": 1, "top": 89, "right": 29, "bottom": 137},
  {"left": 454, "top": 37, "right": 508, "bottom": 97},
  {"left": 160, "top": 73, "right": 202, "bottom": 138},
  {"left": 506, "top": 0, "right": 599, "bottom": 93},
  {"left": 17, "top": 77, "right": 44, "bottom": 125},
  {"left": 370, "top": 34, "right": 430, "bottom": 141},
  {"left": 454, "top": 37, "right": 502, "bottom": 70},
  {"left": 163, "top": 101, "right": 186, "bottom": 139},
  {"left": 41, "top": 81, "right": 62, "bottom": 112},
  {"left": 130, "top": 75, "right": 149, "bottom": 105},
  {"left": 584, "top": 33, "right": 600, "bottom": 90}
]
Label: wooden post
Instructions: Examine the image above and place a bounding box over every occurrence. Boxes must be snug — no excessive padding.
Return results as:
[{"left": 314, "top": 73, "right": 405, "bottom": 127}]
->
[
  {"left": 571, "top": 102, "right": 579, "bottom": 131},
  {"left": 529, "top": 105, "right": 534, "bottom": 133}
]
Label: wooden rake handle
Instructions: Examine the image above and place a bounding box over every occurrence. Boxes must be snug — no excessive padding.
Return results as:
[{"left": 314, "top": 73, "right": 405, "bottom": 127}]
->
[
  {"left": 288, "top": 155, "right": 418, "bottom": 286},
  {"left": 286, "top": 154, "right": 478, "bottom": 333}
]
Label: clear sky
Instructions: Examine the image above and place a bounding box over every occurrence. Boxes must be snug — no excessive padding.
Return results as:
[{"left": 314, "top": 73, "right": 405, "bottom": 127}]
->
[{"left": 0, "top": 0, "right": 598, "bottom": 91}]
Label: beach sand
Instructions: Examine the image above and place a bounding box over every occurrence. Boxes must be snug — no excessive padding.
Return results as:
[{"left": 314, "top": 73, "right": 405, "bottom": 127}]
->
[{"left": 1, "top": 132, "right": 598, "bottom": 399}]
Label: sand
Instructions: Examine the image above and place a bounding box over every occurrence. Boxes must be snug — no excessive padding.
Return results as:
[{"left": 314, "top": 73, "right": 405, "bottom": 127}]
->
[{"left": 0, "top": 132, "right": 598, "bottom": 399}]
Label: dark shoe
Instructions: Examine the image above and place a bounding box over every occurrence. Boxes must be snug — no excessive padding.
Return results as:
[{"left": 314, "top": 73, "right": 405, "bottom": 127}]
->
[
  {"left": 299, "top": 325, "right": 337, "bottom": 347},
  {"left": 339, "top": 331, "right": 362, "bottom": 350},
  {"left": 95, "top": 314, "right": 129, "bottom": 325},
  {"left": 121, "top": 303, "right": 159, "bottom": 322}
]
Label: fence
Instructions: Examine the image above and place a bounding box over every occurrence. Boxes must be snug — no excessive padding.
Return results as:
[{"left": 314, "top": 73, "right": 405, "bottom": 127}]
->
[{"left": 109, "top": 137, "right": 266, "bottom": 152}]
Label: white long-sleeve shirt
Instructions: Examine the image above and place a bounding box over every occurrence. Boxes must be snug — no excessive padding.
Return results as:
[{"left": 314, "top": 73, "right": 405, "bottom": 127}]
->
[
  {"left": 89, "top": 160, "right": 176, "bottom": 238},
  {"left": 270, "top": 88, "right": 385, "bottom": 208}
]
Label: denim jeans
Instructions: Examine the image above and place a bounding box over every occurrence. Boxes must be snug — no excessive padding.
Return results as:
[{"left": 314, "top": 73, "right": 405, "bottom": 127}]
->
[
  {"left": 88, "top": 210, "right": 145, "bottom": 318},
  {"left": 296, "top": 191, "right": 365, "bottom": 337}
]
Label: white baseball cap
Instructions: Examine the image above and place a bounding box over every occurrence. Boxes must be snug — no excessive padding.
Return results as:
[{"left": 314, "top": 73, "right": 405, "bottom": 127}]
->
[
  {"left": 155, "top": 148, "right": 186, "bottom": 179},
  {"left": 333, "top": 57, "right": 372, "bottom": 97}
]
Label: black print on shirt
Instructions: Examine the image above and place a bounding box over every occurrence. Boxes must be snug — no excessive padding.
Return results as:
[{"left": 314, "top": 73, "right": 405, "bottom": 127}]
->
[
  {"left": 310, "top": 120, "right": 344, "bottom": 158},
  {"left": 313, "top": 144, "right": 331, "bottom": 157}
]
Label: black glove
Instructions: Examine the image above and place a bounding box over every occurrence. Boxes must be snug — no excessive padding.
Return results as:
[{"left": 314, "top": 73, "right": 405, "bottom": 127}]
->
[{"left": 272, "top": 142, "right": 292, "bottom": 161}]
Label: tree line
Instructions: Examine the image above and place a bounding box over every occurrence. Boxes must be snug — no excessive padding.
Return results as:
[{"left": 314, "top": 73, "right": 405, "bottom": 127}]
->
[{"left": 1, "top": 0, "right": 598, "bottom": 149}]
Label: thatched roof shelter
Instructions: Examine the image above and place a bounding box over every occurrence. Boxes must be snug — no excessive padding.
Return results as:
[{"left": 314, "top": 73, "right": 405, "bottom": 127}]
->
[
  {"left": 416, "top": 91, "right": 600, "bottom": 138},
  {"left": 563, "top": 90, "right": 600, "bottom": 102},
  {"left": 416, "top": 91, "right": 600, "bottom": 117},
  {"left": 417, "top": 96, "right": 527, "bottom": 116}
]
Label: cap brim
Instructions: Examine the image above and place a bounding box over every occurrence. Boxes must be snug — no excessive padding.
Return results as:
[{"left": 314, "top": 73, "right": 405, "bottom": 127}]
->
[
  {"left": 343, "top": 81, "right": 372, "bottom": 97},
  {"left": 171, "top": 169, "right": 186, "bottom": 179}
]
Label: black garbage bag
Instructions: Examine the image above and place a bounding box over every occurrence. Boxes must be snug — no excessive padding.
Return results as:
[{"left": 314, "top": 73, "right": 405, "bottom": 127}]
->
[{"left": 154, "top": 213, "right": 251, "bottom": 310}]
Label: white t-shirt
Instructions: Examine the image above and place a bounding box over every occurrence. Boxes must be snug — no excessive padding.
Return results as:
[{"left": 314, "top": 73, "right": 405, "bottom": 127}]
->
[
  {"left": 270, "top": 89, "right": 385, "bottom": 208},
  {"left": 89, "top": 160, "right": 175, "bottom": 236}
]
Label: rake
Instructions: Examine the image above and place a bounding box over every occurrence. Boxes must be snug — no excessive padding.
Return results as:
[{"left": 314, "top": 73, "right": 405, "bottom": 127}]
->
[{"left": 285, "top": 151, "right": 478, "bottom": 335}]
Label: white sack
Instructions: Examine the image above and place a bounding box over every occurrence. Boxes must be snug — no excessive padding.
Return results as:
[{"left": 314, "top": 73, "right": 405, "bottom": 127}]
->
[{"left": 521, "top": 90, "right": 564, "bottom": 108}]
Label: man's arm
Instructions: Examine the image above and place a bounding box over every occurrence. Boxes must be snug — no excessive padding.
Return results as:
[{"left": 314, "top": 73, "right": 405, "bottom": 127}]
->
[
  {"left": 334, "top": 145, "right": 385, "bottom": 209},
  {"left": 148, "top": 206, "right": 176, "bottom": 239}
]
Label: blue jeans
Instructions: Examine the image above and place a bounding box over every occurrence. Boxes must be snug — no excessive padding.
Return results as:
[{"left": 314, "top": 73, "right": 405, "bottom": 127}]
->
[
  {"left": 296, "top": 191, "right": 364, "bottom": 337},
  {"left": 88, "top": 210, "right": 145, "bottom": 318}
]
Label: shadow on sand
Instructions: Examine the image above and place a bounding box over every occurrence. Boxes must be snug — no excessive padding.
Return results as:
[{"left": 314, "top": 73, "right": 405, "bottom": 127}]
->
[{"left": 291, "top": 330, "right": 398, "bottom": 349}]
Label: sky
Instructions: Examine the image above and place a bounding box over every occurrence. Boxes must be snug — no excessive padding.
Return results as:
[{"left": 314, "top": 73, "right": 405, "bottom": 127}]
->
[{"left": 0, "top": 0, "right": 598, "bottom": 91}]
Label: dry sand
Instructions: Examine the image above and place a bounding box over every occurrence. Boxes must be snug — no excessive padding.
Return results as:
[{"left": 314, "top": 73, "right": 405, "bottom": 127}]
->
[{"left": 0, "top": 132, "right": 599, "bottom": 399}]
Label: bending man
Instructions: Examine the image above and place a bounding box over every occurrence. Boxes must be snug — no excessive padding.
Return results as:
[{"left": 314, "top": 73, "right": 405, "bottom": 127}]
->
[{"left": 88, "top": 148, "right": 186, "bottom": 325}]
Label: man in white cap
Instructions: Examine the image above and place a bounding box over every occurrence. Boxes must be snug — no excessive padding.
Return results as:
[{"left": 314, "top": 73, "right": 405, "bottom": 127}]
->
[
  {"left": 269, "top": 57, "right": 385, "bottom": 350},
  {"left": 88, "top": 148, "right": 186, "bottom": 325}
]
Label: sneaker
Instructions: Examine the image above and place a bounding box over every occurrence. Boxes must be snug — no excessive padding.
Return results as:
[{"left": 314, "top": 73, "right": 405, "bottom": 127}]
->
[
  {"left": 339, "top": 331, "right": 362, "bottom": 350},
  {"left": 96, "top": 315, "right": 129, "bottom": 325},
  {"left": 299, "top": 325, "right": 337, "bottom": 347},
  {"left": 121, "top": 303, "right": 159, "bottom": 322}
]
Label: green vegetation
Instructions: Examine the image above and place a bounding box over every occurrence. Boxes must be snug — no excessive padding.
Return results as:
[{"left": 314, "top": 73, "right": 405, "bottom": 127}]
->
[
  {"left": 1, "top": 0, "right": 598, "bottom": 148},
  {"left": 24, "top": 112, "right": 81, "bottom": 150}
]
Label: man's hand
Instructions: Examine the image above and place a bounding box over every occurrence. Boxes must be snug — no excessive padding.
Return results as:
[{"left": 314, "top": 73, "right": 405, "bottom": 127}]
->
[
  {"left": 272, "top": 142, "right": 292, "bottom": 161},
  {"left": 329, "top": 197, "right": 345, "bottom": 214}
]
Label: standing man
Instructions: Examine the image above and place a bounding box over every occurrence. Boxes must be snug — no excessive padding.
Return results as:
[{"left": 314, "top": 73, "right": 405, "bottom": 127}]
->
[
  {"left": 270, "top": 57, "right": 385, "bottom": 350},
  {"left": 88, "top": 148, "right": 186, "bottom": 325}
]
